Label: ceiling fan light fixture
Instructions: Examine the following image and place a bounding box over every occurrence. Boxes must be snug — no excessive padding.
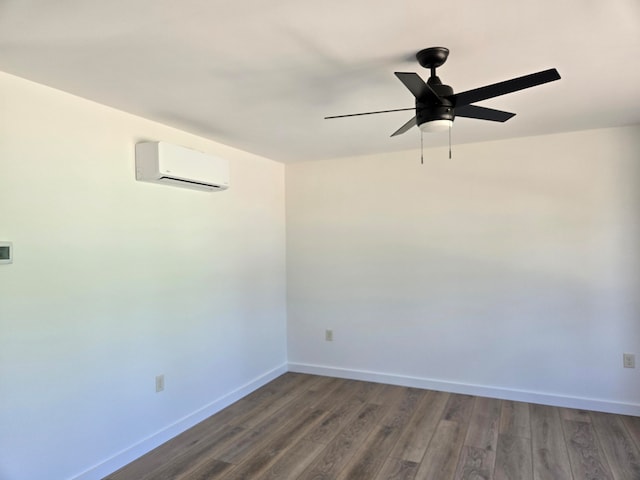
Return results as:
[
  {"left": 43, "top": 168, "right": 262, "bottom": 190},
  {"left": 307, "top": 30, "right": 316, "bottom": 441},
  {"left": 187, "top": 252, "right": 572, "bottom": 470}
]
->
[{"left": 419, "top": 119, "right": 453, "bottom": 133}]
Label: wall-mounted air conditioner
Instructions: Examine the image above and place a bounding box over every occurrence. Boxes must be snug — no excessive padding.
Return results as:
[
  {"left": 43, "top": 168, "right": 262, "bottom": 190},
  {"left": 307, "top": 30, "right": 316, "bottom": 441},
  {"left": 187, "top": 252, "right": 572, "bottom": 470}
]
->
[{"left": 135, "top": 141, "right": 229, "bottom": 192}]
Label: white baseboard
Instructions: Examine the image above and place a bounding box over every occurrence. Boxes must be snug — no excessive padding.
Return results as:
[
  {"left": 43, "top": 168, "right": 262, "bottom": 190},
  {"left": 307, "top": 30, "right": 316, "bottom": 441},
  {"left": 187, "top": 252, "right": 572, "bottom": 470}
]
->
[
  {"left": 289, "top": 362, "right": 640, "bottom": 417},
  {"left": 71, "top": 363, "right": 288, "bottom": 480}
]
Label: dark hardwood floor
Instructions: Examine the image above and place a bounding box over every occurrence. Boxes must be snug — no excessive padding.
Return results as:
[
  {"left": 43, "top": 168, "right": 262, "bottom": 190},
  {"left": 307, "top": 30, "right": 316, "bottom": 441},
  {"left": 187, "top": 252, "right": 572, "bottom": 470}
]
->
[{"left": 105, "top": 373, "right": 640, "bottom": 480}]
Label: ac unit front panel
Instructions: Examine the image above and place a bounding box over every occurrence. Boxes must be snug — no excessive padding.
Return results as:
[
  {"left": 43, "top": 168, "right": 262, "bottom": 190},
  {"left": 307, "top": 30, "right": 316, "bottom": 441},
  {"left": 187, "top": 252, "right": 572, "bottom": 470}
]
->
[{"left": 135, "top": 141, "right": 229, "bottom": 191}]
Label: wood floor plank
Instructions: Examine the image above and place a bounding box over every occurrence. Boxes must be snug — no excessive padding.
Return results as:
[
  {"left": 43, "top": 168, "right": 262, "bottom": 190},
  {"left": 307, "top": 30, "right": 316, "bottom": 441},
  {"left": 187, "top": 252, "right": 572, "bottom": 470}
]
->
[
  {"left": 337, "top": 424, "right": 400, "bottom": 480},
  {"left": 414, "top": 419, "right": 468, "bottom": 480},
  {"left": 221, "top": 408, "right": 327, "bottom": 479},
  {"left": 267, "top": 380, "right": 393, "bottom": 478},
  {"left": 500, "top": 401, "right": 531, "bottom": 439},
  {"left": 297, "top": 402, "right": 385, "bottom": 480},
  {"left": 389, "top": 390, "right": 450, "bottom": 463},
  {"left": 337, "top": 387, "right": 424, "bottom": 479},
  {"left": 174, "top": 458, "right": 235, "bottom": 480},
  {"left": 133, "top": 424, "right": 245, "bottom": 480},
  {"left": 562, "top": 419, "right": 613, "bottom": 480},
  {"left": 530, "top": 404, "right": 572, "bottom": 480},
  {"left": 217, "top": 380, "right": 341, "bottom": 464},
  {"left": 349, "top": 379, "right": 387, "bottom": 404},
  {"left": 104, "top": 424, "right": 229, "bottom": 480},
  {"left": 591, "top": 411, "right": 640, "bottom": 480},
  {"left": 374, "top": 457, "right": 419, "bottom": 480},
  {"left": 560, "top": 407, "right": 592, "bottom": 423},
  {"left": 221, "top": 372, "right": 316, "bottom": 426},
  {"left": 258, "top": 440, "right": 326, "bottom": 480},
  {"left": 453, "top": 397, "right": 501, "bottom": 480},
  {"left": 454, "top": 446, "right": 496, "bottom": 480},
  {"left": 233, "top": 374, "right": 330, "bottom": 429},
  {"left": 494, "top": 434, "right": 533, "bottom": 480},
  {"left": 309, "top": 377, "right": 352, "bottom": 411},
  {"left": 307, "top": 375, "right": 344, "bottom": 394},
  {"left": 621, "top": 415, "right": 640, "bottom": 451},
  {"left": 303, "top": 379, "right": 383, "bottom": 445},
  {"left": 375, "top": 384, "right": 411, "bottom": 405},
  {"left": 220, "top": 372, "right": 297, "bottom": 411},
  {"left": 442, "top": 393, "right": 475, "bottom": 424},
  {"left": 383, "top": 387, "right": 425, "bottom": 430},
  {"left": 465, "top": 397, "right": 501, "bottom": 451}
]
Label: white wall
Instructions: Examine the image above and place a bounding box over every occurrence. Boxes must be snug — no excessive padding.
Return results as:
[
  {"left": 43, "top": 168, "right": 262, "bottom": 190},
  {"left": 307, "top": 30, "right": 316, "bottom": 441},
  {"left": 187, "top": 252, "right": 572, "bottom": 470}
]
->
[
  {"left": 0, "top": 72, "right": 287, "bottom": 480},
  {"left": 287, "top": 126, "right": 640, "bottom": 414}
]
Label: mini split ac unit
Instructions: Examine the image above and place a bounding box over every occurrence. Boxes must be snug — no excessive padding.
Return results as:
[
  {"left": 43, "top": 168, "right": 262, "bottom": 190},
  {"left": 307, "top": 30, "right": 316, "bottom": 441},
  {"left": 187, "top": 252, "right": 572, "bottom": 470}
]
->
[{"left": 135, "top": 141, "right": 230, "bottom": 192}]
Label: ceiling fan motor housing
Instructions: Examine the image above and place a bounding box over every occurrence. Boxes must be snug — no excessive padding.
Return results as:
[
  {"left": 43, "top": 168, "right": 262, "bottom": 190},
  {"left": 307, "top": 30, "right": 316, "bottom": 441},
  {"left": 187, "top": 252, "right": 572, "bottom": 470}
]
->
[{"left": 416, "top": 80, "right": 454, "bottom": 126}]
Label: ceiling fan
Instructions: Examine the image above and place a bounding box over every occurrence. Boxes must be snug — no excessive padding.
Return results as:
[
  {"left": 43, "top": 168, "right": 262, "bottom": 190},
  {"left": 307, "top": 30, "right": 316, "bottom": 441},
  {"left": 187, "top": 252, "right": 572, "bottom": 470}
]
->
[{"left": 325, "top": 47, "right": 561, "bottom": 137}]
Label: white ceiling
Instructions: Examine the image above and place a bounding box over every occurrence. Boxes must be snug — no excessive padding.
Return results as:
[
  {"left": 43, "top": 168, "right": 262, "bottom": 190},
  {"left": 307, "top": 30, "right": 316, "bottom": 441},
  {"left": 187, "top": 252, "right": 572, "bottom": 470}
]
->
[{"left": 1, "top": 0, "right": 639, "bottom": 162}]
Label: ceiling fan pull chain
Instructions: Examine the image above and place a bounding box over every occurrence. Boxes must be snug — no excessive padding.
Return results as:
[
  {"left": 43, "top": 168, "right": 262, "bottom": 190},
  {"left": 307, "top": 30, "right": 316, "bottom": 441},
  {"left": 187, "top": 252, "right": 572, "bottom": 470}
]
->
[
  {"left": 421, "top": 130, "right": 424, "bottom": 165},
  {"left": 449, "top": 124, "right": 452, "bottom": 159}
]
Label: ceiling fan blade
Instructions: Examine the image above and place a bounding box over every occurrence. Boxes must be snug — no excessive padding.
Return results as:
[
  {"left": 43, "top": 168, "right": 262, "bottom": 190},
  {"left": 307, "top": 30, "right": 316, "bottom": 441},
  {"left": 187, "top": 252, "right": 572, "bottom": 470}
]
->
[
  {"left": 451, "top": 68, "right": 561, "bottom": 107},
  {"left": 390, "top": 116, "right": 417, "bottom": 137},
  {"left": 455, "top": 104, "right": 516, "bottom": 122},
  {"left": 394, "top": 72, "right": 441, "bottom": 103},
  {"left": 325, "top": 107, "right": 414, "bottom": 120}
]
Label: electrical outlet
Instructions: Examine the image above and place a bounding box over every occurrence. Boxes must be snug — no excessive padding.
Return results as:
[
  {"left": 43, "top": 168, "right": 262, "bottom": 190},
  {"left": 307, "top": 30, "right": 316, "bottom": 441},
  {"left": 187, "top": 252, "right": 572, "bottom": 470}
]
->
[
  {"left": 623, "top": 353, "right": 635, "bottom": 369},
  {"left": 325, "top": 329, "right": 333, "bottom": 342},
  {"left": 155, "top": 374, "right": 165, "bottom": 392}
]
